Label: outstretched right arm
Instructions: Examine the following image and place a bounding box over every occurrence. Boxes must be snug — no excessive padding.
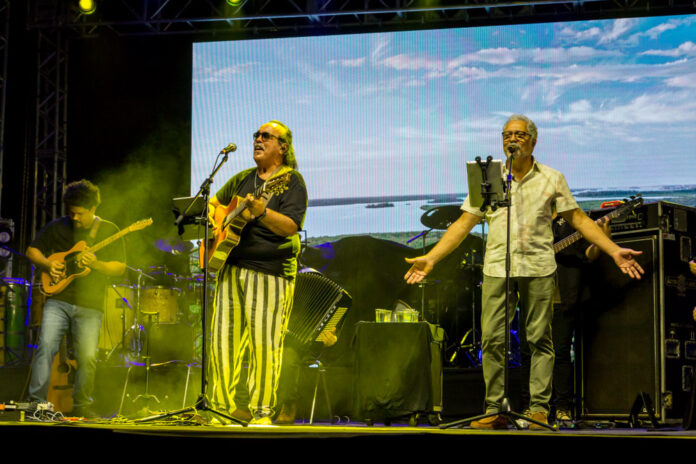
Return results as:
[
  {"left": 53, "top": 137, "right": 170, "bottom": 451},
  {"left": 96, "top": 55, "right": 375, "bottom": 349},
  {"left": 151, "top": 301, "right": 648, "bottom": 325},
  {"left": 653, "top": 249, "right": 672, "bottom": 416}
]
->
[{"left": 404, "top": 211, "right": 481, "bottom": 285}]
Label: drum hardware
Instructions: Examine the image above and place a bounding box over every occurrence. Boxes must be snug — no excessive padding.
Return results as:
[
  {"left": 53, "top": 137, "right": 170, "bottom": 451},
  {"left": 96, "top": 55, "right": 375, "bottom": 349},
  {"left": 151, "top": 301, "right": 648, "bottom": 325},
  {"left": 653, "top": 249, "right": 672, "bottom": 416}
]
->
[
  {"left": 122, "top": 310, "right": 161, "bottom": 414},
  {"left": 448, "top": 253, "right": 484, "bottom": 367},
  {"left": 408, "top": 205, "right": 463, "bottom": 321},
  {"left": 130, "top": 152, "right": 246, "bottom": 425},
  {"left": 101, "top": 284, "right": 136, "bottom": 359}
]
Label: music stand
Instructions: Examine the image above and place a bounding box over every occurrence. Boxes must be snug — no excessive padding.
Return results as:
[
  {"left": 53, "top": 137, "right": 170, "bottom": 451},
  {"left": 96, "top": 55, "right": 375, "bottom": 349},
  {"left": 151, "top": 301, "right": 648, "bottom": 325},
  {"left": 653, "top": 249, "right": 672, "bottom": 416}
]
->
[
  {"left": 441, "top": 156, "right": 554, "bottom": 431},
  {"left": 133, "top": 150, "right": 246, "bottom": 426}
]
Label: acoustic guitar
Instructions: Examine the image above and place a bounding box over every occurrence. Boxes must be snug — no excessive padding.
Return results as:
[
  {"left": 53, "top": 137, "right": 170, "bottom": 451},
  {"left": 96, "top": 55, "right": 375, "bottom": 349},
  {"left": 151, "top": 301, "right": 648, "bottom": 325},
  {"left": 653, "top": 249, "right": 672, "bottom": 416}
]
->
[
  {"left": 46, "top": 336, "right": 77, "bottom": 414},
  {"left": 201, "top": 173, "right": 291, "bottom": 273},
  {"left": 41, "top": 218, "right": 153, "bottom": 296}
]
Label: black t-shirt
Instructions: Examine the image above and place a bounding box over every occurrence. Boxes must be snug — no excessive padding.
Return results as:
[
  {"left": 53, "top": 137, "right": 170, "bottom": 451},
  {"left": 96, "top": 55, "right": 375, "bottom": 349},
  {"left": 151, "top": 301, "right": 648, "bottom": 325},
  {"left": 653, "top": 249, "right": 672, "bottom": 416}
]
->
[
  {"left": 31, "top": 216, "right": 127, "bottom": 311},
  {"left": 214, "top": 167, "right": 308, "bottom": 278}
]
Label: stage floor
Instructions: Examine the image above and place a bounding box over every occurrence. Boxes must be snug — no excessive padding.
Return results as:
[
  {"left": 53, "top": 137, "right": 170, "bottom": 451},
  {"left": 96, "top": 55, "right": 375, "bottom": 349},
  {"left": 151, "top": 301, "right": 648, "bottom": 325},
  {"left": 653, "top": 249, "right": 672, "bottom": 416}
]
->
[{"left": 2, "top": 415, "right": 696, "bottom": 454}]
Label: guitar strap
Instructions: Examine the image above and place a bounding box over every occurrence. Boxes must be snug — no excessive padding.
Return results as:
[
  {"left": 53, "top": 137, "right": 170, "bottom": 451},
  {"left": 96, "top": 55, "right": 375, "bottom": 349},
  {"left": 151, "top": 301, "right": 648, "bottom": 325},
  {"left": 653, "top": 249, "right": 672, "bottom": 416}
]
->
[{"left": 87, "top": 216, "right": 101, "bottom": 246}]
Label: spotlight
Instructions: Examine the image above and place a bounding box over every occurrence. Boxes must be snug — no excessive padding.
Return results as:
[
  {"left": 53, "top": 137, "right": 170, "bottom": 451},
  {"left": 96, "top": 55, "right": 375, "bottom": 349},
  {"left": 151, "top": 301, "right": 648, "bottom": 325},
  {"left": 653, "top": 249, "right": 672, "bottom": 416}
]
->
[
  {"left": 78, "top": 0, "right": 96, "bottom": 15},
  {"left": 226, "top": 0, "right": 244, "bottom": 6},
  {"left": 0, "top": 219, "right": 13, "bottom": 260}
]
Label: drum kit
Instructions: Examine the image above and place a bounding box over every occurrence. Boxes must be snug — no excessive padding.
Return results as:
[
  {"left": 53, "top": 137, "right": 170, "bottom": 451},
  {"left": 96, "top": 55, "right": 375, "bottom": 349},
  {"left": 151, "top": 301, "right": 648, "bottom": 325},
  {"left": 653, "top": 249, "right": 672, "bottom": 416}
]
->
[
  {"left": 413, "top": 205, "right": 527, "bottom": 368},
  {"left": 100, "top": 265, "right": 214, "bottom": 365},
  {"left": 413, "top": 205, "right": 485, "bottom": 368}
]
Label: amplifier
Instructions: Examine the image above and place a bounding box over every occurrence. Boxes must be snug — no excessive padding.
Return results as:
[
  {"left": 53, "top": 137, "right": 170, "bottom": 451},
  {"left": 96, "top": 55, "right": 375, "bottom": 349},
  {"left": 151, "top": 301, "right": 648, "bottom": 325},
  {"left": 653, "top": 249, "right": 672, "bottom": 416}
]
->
[
  {"left": 580, "top": 201, "right": 696, "bottom": 423},
  {"left": 590, "top": 201, "right": 696, "bottom": 237}
]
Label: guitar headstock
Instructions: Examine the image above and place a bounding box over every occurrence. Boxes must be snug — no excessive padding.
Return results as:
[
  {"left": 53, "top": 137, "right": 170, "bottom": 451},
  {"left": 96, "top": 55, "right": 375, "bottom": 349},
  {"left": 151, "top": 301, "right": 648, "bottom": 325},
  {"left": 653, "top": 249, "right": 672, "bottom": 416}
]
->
[
  {"left": 614, "top": 194, "right": 644, "bottom": 217},
  {"left": 262, "top": 173, "right": 291, "bottom": 196},
  {"left": 128, "top": 218, "right": 154, "bottom": 232}
]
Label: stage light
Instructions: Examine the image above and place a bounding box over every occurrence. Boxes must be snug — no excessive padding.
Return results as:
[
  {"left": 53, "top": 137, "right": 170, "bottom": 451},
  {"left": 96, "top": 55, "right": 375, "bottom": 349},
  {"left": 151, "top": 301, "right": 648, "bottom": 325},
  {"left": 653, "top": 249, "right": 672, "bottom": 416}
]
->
[
  {"left": 78, "top": 0, "right": 96, "bottom": 15},
  {"left": 0, "top": 219, "right": 13, "bottom": 260},
  {"left": 226, "top": 0, "right": 244, "bottom": 6}
]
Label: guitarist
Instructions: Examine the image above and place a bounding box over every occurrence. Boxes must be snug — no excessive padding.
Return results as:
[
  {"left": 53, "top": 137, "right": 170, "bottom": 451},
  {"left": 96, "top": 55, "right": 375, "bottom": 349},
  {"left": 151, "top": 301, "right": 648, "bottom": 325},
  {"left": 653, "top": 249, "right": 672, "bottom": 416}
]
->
[
  {"left": 26, "top": 179, "right": 126, "bottom": 417},
  {"left": 207, "top": 121, "right": 307, "bottom": 425}
]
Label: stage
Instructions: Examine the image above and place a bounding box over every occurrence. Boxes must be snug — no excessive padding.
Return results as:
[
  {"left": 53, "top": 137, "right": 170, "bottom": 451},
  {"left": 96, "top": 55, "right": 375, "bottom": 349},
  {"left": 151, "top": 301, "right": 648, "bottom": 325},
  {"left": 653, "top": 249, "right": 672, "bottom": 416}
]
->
[{"left": 2, "top": 416, "right": 696, "bottom": 455}]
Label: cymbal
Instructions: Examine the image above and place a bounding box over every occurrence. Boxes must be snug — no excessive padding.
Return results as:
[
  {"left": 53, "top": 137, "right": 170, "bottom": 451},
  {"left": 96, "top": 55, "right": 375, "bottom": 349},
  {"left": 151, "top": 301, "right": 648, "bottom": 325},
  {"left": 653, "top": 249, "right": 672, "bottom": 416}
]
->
[{"left": 420, "top": 205, "right": 461, "bottom": 230}]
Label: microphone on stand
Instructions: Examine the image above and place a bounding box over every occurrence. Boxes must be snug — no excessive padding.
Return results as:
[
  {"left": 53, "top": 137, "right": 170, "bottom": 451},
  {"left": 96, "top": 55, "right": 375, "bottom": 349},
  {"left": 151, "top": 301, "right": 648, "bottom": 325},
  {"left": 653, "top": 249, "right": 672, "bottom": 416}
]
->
[
  {"left": 220, "top": 143, "right": 238, "bottom": 155},
  {"left": 506, "top": 143, "right": 519, "bottom": 158}
]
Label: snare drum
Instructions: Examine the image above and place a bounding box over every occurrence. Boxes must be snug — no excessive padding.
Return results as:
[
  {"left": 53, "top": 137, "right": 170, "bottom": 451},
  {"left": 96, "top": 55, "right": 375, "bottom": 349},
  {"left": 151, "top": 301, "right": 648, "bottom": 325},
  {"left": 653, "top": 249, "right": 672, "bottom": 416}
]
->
[{"left": 139, "top": 286, "right": 182, "bottom": 324}]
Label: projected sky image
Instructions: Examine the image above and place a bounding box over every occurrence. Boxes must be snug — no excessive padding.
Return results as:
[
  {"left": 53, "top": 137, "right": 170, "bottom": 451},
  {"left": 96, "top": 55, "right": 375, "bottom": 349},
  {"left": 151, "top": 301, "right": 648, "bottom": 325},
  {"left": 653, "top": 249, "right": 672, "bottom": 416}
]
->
[{"left": 192, "top": 15, "right": 696, "bottom": 238}]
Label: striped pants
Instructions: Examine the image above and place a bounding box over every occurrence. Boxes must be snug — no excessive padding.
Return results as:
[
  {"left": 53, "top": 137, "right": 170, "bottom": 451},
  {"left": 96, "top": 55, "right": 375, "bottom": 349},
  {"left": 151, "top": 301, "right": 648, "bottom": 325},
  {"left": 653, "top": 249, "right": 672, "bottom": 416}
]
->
[{"left": 208, "top": 265, "right": 294, "bottom": 418}]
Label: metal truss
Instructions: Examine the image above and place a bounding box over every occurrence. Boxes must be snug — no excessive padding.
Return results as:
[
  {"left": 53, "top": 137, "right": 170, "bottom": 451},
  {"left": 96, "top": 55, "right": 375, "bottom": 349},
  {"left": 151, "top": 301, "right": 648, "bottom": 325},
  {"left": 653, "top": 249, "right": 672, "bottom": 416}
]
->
[
  {"left": 30, "top": 9, "right": 68, "bottom": 241},
  {"left": 0, "top": 0, "right": 8, "bottom": 216},
  {"left": 26, "top": 0, "right": 696, "bottom": 38}
]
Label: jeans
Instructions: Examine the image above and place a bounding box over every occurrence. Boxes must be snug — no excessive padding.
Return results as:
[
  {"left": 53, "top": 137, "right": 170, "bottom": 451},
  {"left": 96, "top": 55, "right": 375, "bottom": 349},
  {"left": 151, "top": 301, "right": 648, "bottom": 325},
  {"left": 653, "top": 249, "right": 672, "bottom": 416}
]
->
[{"left": 28, "top": 298, "right": 103, "bottom": 409}]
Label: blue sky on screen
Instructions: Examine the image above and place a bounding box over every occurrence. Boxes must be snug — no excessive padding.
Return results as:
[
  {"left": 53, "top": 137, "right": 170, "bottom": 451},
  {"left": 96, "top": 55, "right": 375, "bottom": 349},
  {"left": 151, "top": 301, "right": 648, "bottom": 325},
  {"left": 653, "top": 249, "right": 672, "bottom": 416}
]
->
[{"left": 192, "top": 15, "right": 696, "bottom": 200}]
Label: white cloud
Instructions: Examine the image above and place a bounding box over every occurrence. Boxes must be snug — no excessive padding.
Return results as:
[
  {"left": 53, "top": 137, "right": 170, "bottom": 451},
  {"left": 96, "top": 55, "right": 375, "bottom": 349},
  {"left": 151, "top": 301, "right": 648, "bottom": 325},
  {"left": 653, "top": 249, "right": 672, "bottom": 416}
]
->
[
  {"left": 642, "top": 41, "right": 696, "bottom": 57},
  {"left": 329, "top": 57, "right": 366, "bottom": 67},
  {"left": 645, "top": 22, "right": 678, "bottom": 39},
  {"left": 598, "top": 18, "right": 638, "bottom": 44},
  {"left": 370, "top": 36, "right": 390, "bottom": 63},
  {"left": 561, "top": 26, "right": 602, "bottom": 42},
  {"left": 193, "top": 63, "right": 256, "bottom": 83},
  {"left": 560, "top": 18, "right": 637, "bottom": 45},
  {"left": 532, "top": 91, "right": 696, "bottom": 126},
  {"left": 381, "top": 53, "right": 444, "bottom": 72},
  {"left": 666, "top": 73, "right": 696, "bottom": 89},
  {"left": 529, "top": 46, "right": 620, "bottom": 63}
]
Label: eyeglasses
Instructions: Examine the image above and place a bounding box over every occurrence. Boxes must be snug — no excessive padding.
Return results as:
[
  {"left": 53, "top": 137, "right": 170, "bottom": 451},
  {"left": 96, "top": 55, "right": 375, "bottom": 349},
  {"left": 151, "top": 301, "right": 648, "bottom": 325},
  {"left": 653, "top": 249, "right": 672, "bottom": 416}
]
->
[
  {"left": 253, "top": 131, "right": 285, "bottom": 143},
  {"left": 502, "top": 130, "right": 531, "bottom": 140}
]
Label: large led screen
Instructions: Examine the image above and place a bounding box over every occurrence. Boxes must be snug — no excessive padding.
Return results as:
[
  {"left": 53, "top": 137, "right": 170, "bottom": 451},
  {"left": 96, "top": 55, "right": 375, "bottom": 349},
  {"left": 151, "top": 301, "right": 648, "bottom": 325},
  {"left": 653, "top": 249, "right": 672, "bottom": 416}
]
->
[{"left": 192, "top": 16, "right": 696, "bottom": 243}]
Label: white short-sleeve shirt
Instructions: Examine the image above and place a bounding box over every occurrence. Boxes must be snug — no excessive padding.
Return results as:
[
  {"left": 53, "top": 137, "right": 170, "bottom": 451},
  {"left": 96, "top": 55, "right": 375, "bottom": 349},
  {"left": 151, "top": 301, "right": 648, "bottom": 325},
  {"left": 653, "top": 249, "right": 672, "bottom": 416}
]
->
[{"left": 461, "top": 159, "right": 579, "bottom": 278}]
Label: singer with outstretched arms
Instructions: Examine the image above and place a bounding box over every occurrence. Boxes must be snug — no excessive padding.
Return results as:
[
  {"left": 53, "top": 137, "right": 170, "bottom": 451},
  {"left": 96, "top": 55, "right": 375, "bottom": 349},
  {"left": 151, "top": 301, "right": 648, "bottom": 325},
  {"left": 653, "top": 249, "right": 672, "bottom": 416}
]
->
[
  {"left": 404, "top": 114, "right": 644, "bottom": 429},
  {"left": 206, "top": 120, "right": 307, "bottom": 425}
]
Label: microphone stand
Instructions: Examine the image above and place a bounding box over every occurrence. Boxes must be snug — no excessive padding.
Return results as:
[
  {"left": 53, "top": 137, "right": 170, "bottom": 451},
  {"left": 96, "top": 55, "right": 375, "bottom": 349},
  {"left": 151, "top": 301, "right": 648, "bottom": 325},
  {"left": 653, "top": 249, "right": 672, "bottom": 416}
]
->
[
  {"left": 441, "top": 153, "right": 554, "bottom": 430},
  {"left": 134, "top": 148, "right": 246, "bottom": 426}
]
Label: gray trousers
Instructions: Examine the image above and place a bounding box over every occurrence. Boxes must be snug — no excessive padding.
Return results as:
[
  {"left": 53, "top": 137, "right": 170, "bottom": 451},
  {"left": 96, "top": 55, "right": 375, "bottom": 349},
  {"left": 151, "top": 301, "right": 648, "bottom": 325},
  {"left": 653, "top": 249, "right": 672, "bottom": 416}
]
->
[{"left": 481, "top": 274, "right": 555, "bottom": 414}]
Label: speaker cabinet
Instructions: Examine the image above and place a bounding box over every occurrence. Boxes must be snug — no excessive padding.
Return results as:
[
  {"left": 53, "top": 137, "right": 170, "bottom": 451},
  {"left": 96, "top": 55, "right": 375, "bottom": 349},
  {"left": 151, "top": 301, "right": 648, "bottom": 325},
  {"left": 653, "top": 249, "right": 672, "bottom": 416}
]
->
[{"left": 580, "top": 202, "right": 696, "bottom": 423}]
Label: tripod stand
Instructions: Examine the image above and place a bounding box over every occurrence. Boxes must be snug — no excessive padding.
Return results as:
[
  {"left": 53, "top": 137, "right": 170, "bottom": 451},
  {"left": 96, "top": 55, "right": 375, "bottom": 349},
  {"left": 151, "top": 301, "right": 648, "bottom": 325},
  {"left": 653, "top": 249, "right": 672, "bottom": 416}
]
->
[
  {"left": 134, "top": 144, "right": 245, "bottom": 426},
  {"left": 441, "top": 156, "right": 554, "bottom": 431}
]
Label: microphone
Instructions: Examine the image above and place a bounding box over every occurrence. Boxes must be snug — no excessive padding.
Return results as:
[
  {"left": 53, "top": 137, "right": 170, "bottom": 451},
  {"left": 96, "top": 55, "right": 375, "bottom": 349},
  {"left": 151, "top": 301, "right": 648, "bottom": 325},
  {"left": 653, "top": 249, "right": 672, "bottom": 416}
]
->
[
  {"left": 506, "top": 143, "right": 519, "bottom": 158},
  {"left": 220, "top": 143, "right": 237, "bottom": 155}
]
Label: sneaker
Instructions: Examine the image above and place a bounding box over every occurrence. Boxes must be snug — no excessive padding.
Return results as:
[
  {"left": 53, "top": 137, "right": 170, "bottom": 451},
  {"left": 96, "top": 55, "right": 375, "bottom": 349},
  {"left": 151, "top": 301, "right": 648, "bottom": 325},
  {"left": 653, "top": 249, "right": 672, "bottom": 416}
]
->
[
  {"left": 555, "top": 409, "right": 574, "bottom": 428},
  {"left": 249, "top": 416, "right": 273, "bottom": 426},
  {"left": 470, "top": 414, "right": 508, "bottom": 430},
  {"left": 515, "top": 409, "right": 531, "bottom": 429},
  {"left": 528, "top": 411, "right": 550, "bottom": 430}
]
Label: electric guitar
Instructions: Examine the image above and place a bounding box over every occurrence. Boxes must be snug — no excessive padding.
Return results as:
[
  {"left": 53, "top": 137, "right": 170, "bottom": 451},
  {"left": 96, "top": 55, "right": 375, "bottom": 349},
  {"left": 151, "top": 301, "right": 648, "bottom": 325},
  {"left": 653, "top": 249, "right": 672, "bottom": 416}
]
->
[
  {"left": 201, "top": 173, "right": 291, "bottom": 273},
  {"left": 41, "top": 218, "right": 153, "bottom": 296},
  {"left": 553, "top": 195, "right": 643, "bottom": 254}
]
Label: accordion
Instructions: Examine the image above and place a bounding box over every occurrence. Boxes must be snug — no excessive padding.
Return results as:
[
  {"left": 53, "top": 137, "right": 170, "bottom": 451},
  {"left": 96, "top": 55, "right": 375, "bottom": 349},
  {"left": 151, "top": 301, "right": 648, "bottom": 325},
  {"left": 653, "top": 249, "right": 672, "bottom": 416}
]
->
[{"left": 286, "top": 270, "right": 352, "bottom": 346}]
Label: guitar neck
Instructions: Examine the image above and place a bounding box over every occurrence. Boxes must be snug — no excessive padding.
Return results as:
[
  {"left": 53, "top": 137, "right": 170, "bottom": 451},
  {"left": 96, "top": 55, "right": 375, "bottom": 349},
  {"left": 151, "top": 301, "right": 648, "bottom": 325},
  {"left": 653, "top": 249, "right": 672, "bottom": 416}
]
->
[
  {"left": 553, "top": 209, "right": 621, "bottom": 254},
  {"left": 88, "top": 226, "right": 136, "bottom": 253}
]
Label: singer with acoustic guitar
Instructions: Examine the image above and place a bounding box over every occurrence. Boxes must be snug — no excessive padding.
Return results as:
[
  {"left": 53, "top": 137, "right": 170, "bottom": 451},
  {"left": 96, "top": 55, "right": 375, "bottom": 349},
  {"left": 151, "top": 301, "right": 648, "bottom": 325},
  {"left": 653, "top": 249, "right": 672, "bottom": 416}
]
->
[
  {"left": 206, "top": 120, "right": 307, "bottom": 425},
  {"left": 26, "top": 179, "right": 126, "bottom": 418}
]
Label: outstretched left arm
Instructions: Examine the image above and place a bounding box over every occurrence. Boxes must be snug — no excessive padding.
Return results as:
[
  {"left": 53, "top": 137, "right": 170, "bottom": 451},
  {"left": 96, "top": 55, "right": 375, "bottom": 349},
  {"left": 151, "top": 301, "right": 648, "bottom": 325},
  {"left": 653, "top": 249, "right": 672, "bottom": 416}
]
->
[{"left": 560, "top": 208, "right": 644, "bottom": 280}]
